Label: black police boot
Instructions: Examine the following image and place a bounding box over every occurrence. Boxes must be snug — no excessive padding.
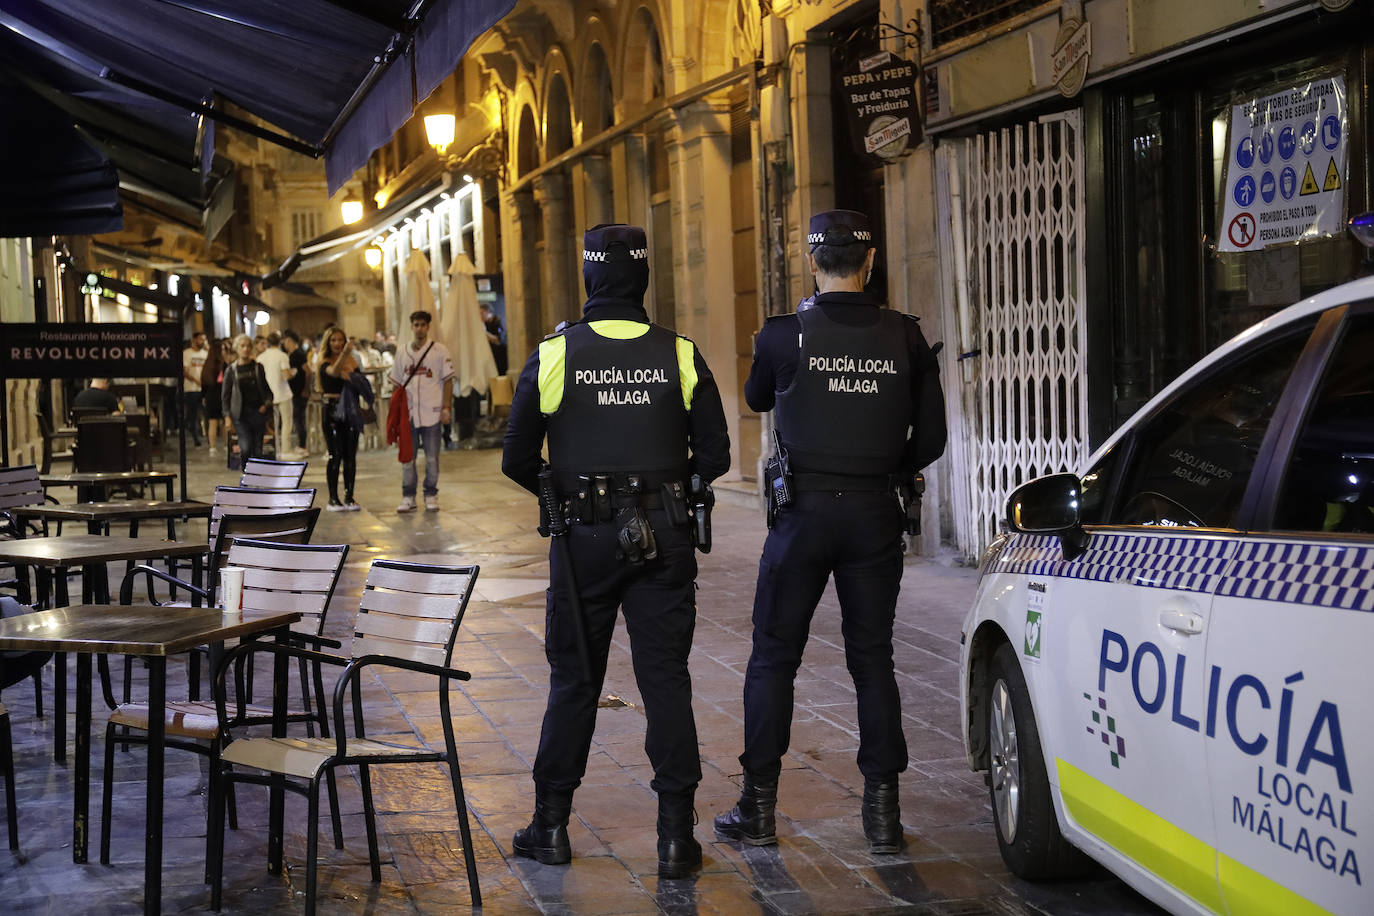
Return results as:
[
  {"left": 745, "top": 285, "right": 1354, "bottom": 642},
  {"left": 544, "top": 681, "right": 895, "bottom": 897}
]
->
[
  {"left": 512, "top": 787, "right": 573, "bottom": 865},
  {"left": 712, "top": 772, "right": 778, "bottom": 845},
  {"left": 861, "top": 776, "right": 904, "bottom": 854},
  {"left": 657, "top": 790, "right": 702, "bottom": 879}
]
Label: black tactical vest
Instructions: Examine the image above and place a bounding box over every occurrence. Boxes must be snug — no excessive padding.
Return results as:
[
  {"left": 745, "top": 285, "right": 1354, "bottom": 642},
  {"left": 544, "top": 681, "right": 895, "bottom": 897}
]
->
[
  {"left": 774, "top": 306, "right": 912, "bottom": 475},
  {"left": 546, "top": 321, "right": 689, "bottom": 484}
]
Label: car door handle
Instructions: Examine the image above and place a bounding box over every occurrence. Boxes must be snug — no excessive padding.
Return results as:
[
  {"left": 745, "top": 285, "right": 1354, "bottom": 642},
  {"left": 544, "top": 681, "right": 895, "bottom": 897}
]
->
[{"left": 1159, "top": 606, "right": 1204, "bottom": 635}]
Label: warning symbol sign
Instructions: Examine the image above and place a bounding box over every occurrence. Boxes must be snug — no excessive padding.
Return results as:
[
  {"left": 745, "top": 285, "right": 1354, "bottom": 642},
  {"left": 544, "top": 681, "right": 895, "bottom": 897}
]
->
[
  {"left": 1228, "top": 212, "right": 1256, "bottom": 249},
  {"left": 1300, "top": 163, "right": 1320, "bottom": 196},
  {"left": 1323, "top": 157, "right": 1341, "bottom": 192}
]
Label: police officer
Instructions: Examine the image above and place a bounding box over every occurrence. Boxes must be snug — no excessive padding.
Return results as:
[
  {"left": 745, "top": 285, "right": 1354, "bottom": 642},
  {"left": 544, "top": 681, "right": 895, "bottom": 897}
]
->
[
  {"left": 714, "top": 209, "right": 946, "bottom": 853},
  {"left": 502, "top": 223, "right": 731, "bottom": 878}
]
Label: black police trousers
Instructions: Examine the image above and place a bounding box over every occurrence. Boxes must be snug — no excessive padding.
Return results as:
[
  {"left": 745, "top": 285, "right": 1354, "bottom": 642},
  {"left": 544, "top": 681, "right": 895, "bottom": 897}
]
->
[
  {"left": 740, "top": 489, "right": 908, "bottom": 781},
  {"left": 532, "top": 510, "right": 701, "bottom": 796}
]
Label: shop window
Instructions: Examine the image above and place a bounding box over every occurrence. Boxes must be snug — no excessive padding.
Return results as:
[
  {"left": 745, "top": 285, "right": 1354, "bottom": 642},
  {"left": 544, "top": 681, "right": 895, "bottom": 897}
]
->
[
  {"left": 1202, "top": 64, "right": 1358, "bottom": 349},
  {"left": 1104, "top": 48, "right": 1365, "bottom": 431}
]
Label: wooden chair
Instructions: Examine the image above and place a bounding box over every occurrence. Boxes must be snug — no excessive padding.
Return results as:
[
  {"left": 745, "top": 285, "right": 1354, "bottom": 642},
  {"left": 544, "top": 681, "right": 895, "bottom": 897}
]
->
[
  {"left": 101, "top": 539, "right": 350, "bottom": 870},
  {"left": 123, "top": 412, "right": 155, "bottom": 471},
  {"left": 72, "top": 416, "right": 134, "bottom": 474},
  {"left": 162, "top": 486, "right": 318, "bottom": 595},
  {"left": 208, "top": 486, "right": 316, "bottom": 549},
  {"left": 70, "top": 404, "right": 113, "bottom": 422},
  {"left": 0, "top": 701, "right": 14, "bottom": 850},
  {"left": 209, "top": 560, "right": 483, "bottom": 915},
  {"left": 37, "top": 413, "right": 76, "bottom": 474},
  {"left": 0, "top": 597, "right": 50, "bottom": 722},
  {"left": 238, "top": 458, "right": 308, "bottom": 490},
  {"left": 120, "top": 505, "right": 321, "bottom": 703},
  {"left": 0, "top": 464, "right": 60, "bottom": 604}
]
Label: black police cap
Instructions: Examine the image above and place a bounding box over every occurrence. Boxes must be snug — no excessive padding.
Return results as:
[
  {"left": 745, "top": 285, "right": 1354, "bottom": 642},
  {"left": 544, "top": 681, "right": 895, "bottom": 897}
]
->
[
  {"left": 807, "top": 209, "right": 874, "bottom": 249},
  {"left": 583, "top": 223, "right": 649, "bottom": 264}
]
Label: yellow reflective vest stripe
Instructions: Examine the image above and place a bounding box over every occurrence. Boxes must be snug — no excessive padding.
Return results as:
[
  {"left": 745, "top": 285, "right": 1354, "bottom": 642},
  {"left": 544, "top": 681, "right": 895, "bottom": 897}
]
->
[{"left": 538, "top": 320, "right": 697, "bottom": 413}]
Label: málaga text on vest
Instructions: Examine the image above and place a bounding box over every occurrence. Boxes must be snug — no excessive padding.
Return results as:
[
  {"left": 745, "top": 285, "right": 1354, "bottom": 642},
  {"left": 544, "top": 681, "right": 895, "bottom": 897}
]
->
[
  {"left": 575, "top": 366, "right": 670, "bottom": 405},
  {"left": 810, "top": 355, "right": 898, "bottom": 394}
]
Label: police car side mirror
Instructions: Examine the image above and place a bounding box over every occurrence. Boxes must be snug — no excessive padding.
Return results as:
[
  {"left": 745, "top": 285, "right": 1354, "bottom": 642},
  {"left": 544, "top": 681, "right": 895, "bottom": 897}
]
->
[{"left": 1006, "top": 473, "right": 1091, "bottom": 561}]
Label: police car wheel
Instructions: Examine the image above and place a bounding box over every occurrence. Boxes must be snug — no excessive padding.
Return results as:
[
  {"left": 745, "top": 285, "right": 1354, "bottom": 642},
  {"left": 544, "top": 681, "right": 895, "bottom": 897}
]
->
[{"left": 986, "top": 642, "right": 1088, "bottom": 879}]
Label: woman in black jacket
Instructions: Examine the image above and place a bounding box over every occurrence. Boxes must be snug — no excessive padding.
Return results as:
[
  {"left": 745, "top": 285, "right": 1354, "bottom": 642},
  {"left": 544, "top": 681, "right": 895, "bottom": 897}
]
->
[
  {"left": 221, "top": 333, "right": 274, "bottom": 461},
  {"left": 317, "top": 325, "right": 362, "bottom": 510}
]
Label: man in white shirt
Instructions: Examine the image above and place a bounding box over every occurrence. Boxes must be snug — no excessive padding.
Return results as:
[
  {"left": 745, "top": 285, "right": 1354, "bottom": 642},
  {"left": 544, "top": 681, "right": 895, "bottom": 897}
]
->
[
  {"left": 257, "top": 332, "right": 295, "bottom": 458},
  {"left": 390, "top": 310, "right": 454, "bottom": 512},
  {"left": 182, "top": 331, "right": 207, "bottom": 446}
]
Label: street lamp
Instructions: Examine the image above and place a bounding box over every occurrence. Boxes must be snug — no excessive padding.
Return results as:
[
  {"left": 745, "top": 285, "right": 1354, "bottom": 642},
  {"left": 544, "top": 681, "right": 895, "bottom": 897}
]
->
[
  {"left": 340, "top": 192, "right": 363, "bottom": 225},
  {"left": 364, "top": 245, "right": 383, "bottom": 269},
  {"left": 424, "top": 113, "right": 456, "bottom": 155}
]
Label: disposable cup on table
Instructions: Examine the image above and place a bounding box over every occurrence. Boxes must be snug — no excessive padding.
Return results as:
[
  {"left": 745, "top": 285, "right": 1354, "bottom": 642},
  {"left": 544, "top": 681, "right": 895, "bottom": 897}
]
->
[{"left": 220, "top": 566, "right": 246, "bottom": 618}]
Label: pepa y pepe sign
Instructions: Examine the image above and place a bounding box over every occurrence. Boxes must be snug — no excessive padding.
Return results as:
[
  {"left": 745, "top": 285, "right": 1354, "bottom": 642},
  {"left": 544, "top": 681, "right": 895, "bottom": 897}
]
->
[
  {"left": 838, "top": 50, "right": 921, "bottom": 165},
  {"left": 0, "top": 322, "right": 181, "bottom": 379}
]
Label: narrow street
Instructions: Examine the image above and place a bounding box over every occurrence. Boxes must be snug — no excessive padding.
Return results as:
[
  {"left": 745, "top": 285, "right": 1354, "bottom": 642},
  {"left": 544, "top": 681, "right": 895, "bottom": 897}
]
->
[{"left": 0, "top": 444, "right": 1158, "bottom": 914}]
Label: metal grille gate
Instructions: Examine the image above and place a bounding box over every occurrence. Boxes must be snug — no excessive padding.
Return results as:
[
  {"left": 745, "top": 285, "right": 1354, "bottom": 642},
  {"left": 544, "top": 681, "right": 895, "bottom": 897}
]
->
[{"left": 938, "top": 112, "right": 1090, "bottom": 556}]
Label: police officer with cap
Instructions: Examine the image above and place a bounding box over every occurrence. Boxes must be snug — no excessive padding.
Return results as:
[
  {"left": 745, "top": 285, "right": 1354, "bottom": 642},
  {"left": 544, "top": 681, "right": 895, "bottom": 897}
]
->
[
  {"left": 503, "top": 223, "right": 731, "bottom": 878},
  {"left": 715, "top": 209, "right": 946, "bottom": 853}
]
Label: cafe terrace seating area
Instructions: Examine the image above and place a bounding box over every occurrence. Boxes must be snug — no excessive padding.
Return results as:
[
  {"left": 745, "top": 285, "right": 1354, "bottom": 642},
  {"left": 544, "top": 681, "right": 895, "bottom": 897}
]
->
[{"left": 0, "top": 451, "right": 488, "bottom": 915}]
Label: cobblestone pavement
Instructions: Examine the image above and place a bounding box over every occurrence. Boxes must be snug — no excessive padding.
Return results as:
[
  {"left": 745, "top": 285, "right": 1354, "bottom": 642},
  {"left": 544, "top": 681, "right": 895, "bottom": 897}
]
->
[{"left": 0, "top": 444, "right": 1161, "bottom": 914}]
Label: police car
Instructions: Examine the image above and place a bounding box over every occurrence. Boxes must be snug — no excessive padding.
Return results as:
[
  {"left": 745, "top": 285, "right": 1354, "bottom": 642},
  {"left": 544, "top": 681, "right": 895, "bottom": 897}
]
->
[{"left": 959, "top": 271, "right": 1374, "bottom": 916}]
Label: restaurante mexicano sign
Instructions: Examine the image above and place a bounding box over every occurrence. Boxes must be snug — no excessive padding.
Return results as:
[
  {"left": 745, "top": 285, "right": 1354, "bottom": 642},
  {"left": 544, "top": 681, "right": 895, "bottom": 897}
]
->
[{"left": 1, "top": 322, "right": 181, "bottom": 378}]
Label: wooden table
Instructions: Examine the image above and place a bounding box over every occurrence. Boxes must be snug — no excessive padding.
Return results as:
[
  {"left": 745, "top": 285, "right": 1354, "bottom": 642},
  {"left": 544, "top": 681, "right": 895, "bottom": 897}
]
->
[
  {"left": 0, "top": 604, "right": 301, "bottom": 916},
  {"left": 0, "top": 535, "right": 206, "bottom": 607},
  {"left": 0, "top": 536, "right": 208, "bottom": 763},
  {"left": 9, "top": 499, "right": 211, "bottom": 538},
  {"left": 40, "top": 470, "right": 176, "bottom": 503}
]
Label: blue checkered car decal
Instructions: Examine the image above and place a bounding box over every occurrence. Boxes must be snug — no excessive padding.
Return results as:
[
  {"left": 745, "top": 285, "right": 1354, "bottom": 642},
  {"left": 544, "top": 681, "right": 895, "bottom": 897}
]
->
[
  {"left": 994, "top": 532, "right": 1374, "bottom": 612},
  {"left": 1218, "top": 540, "right": 1374, "bottom": 612},
  {"left": 994, "top": 532, "right": 1234, "bottom": 594}
]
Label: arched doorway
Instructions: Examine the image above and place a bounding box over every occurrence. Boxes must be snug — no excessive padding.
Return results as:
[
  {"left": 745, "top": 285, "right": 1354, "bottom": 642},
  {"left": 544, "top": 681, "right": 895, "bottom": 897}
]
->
[
  {"left": 623, "top": 8, "right": 674, "bottom": 327},
  {"left": 514, "top": 105, "right": 544, "bottom": 344}
]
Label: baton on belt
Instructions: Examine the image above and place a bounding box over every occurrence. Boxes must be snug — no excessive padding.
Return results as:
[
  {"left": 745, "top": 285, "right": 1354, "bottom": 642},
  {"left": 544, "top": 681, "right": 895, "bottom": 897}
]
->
[{"left": 538, "top": 465, "right": 592, "bottom": 681}]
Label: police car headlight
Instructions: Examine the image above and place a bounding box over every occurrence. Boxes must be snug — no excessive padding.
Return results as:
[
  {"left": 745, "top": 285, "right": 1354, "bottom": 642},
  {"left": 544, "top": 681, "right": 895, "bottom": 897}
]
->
[{"left": 977, "top": 533, "right": 1009, "bottom": 579}]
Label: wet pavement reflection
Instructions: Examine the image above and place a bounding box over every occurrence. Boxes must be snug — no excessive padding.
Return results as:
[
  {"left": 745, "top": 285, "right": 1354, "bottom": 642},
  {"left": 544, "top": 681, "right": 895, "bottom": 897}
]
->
[{"left": 0, "top": 445, "right": 1162, "bottom": 913}]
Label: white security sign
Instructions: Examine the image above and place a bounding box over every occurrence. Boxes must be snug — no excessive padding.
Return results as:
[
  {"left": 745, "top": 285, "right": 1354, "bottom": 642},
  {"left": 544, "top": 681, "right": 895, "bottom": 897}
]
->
[{"left": 1218, "top": 75, "right": 1347, "bottom": 253}]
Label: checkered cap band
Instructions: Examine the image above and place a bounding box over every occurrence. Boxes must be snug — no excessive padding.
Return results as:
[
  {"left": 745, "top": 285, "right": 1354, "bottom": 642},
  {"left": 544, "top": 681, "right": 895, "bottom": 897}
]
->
[
  {"left": 584, "top": 247, "right": 648, "bottom": 261},
  {"left": 808, "top": 229, "right": 872, "bottom": 245}
]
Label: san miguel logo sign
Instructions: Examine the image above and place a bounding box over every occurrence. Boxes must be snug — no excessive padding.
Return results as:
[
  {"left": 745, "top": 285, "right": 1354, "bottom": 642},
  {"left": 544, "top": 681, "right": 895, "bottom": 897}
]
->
[
  {"left": 0, "top": 322, "right": 181, "bottom": 379},
  {"left": 839, "top": 50, "right": 921, "bottom": 165}
]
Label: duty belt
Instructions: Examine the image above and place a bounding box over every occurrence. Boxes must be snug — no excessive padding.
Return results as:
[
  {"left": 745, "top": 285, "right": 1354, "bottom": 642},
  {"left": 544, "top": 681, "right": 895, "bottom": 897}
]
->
[
  {"left": 557, "top": 472, "right": 680, "bottom": 525},
  {"left": 792, "top": 472, "right": 892, "bottom": 492}
]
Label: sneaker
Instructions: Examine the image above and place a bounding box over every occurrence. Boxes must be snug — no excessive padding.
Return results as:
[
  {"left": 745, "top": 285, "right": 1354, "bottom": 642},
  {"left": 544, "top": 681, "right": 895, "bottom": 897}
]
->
[
  {"left": 344, "top": 501, "right": 361, "bottom": 512},
  {"left": 327, "top": 500, "right": 346, "bottom": 512},
  {"left": 207, "top": 447, "right": 220, "bottom": 457},
  {"left": 424, "top": 495, "right": 439, "bottom": 512},
  {"left": 396, "top": 496, "right": 417, "bottom": 513}
]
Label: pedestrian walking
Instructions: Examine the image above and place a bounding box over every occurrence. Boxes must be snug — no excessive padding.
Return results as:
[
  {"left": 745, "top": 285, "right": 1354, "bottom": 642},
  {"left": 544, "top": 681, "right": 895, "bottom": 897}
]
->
[
  {"left": 501, "top": 223, "right": 731, "bottom": 879},
  {"left": 318, "top": 326, "right": 363, "bottom": 510},
  {"left": 282, "top": 330, "right": 310, "bottom": 455},
  {"left": 221, "top": 333, "right": 274, "bottom": 462},
  {"left": 714, "top": 209, "right": 947, "bottom": 854},
  {"left": 201, "top": 337, "right": 226, "bottom": 457},
  {"left": 389, "top": 310, "right": 453, "bottom": 512},
  {"left": 258, "top": 331, "right": 293, "bottom": 457},
  {"left": 182, "top": 331, "right": 207, "bottom": 446}
]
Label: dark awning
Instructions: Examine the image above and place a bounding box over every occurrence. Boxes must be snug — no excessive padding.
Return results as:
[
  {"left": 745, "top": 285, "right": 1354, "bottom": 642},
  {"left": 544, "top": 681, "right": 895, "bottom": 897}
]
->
[
  {"left": 262, "top": 175, "right": 451, "bottom": 288},
  {"left": 0, "top": 80, "right": 122, "bottom": 236},
  {"left": 0, "top": 0, "right": 514, "bottom": 233}
]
